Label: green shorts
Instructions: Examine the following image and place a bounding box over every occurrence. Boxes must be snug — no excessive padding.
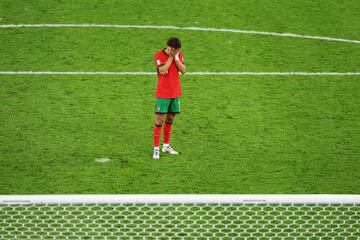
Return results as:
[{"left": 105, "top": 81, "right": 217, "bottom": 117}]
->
[{"left": 155, "top": 98, "right": 181, "bottom": 114}]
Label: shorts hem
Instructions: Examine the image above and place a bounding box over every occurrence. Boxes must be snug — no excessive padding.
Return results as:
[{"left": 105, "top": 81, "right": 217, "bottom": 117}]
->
[{"left": 155, "top": 112, "right": 180, "bottom": 114}]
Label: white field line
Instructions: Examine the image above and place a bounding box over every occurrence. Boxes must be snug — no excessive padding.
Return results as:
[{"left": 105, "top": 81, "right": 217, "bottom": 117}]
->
[
  {"left": 1, "top": 24, "right": 360, "bottom": 44},
  {"left": 1, "top": 194, "right": 360, "bottom": 204},
  {"left": 0, "top": 71, "right": 359, "bottom": 76}
]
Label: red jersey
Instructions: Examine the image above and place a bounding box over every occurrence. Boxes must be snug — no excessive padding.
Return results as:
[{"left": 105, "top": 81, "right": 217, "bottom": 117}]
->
[{"left": 154, "top": 49, "right": 185, "bottom": 98}]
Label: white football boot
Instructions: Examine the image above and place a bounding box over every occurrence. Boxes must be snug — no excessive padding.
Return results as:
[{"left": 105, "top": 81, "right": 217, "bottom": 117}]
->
[
  {"left": 162, "top": 145, "right": 179, "bottom": 155},
  {"left": 153, "top": 148, "right": 160, "bottom": 160}
]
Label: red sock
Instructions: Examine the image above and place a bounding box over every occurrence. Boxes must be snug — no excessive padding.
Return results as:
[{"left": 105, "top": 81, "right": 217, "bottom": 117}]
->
[
  {"left": 163, "top": 122, "right": 173, "bottom": 145},
  {"left": 153, "top": 124, "right": 163, "bottom": 147}
]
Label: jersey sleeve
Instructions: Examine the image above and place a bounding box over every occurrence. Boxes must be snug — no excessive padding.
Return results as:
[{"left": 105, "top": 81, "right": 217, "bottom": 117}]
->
[
  {"left": 155, "top": 52, "right": 166, "bottom": 68},
  {"left": 179, "top": 52, "right": 185, "bottom": 64}
]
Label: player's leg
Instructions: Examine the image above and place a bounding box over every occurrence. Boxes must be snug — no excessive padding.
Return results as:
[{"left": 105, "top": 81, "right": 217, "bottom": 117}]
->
[
  {"left": 153, "top": 98, "right": 170, "bottom": 159},
  {"left": 163, "top": 113, "right": 175, "bottom": 146},
  {"left": 162, "top": 113, "right": 179, "bottom": 154},
  {"left": 162, "top": 98, "right": 180, "bottom": 154},
  {"left": 153, "top": 114, "right": 166, "bottom": 159}
]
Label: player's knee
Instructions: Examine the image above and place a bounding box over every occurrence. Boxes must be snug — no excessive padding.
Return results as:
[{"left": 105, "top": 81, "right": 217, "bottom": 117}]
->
[
  {"left": 166, "top": 114, "right": 176, "bottom": 122},
  {"left": 155, "top": 120, "right": 164, "bottom": 127}
]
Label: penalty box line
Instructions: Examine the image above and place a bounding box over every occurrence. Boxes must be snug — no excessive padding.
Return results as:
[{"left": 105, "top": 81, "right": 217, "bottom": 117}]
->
[{"left": 0, "top": 71, "right": 360, "bottom": 76}]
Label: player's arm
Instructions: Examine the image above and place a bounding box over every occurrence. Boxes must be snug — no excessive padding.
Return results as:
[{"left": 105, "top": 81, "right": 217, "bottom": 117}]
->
[
  {"left": 175, "top": 52, "right": 186, "bottom": 74},
  {"left": 158, "top": 56, "right": 174, "bottom": 75}
]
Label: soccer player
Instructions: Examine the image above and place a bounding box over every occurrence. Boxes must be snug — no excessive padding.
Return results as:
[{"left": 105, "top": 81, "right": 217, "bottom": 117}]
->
[{"left": 153, "top": 37, "right": 186, "bottom": 160}]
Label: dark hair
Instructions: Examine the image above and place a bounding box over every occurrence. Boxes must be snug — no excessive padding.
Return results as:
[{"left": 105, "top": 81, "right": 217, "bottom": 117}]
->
[{"left": 167, "top": 37, "right": 181, "bottom": 49}]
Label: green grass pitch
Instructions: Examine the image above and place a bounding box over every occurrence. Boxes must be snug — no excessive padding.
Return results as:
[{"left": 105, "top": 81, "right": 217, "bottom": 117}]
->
[{"left": 0, "top": 0, "right": 360, "bottom": 194}]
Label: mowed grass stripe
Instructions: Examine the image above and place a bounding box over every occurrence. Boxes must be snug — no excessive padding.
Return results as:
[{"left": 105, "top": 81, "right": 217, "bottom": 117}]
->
[
  {"left": 1, "top": 24, "right": 360, "bottom": 44},
  {"left": 1, "top": 28, "right": 359, "bottom": 73}
]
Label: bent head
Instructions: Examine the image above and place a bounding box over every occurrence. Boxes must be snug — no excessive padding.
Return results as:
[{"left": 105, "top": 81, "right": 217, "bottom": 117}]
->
[{"left": 166, "top": 37, "right": 181, "bottom": 55}]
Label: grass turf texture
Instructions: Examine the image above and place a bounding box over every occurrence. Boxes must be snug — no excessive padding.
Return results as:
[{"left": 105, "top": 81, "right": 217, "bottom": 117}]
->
[
  {"left": 0, "top": 0, "right": 360, "bottom": 194},
  {"left": 1, "top": 75, "right": 359, "bottom": 193}
]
